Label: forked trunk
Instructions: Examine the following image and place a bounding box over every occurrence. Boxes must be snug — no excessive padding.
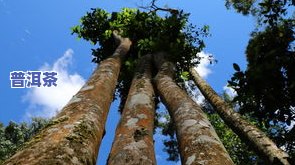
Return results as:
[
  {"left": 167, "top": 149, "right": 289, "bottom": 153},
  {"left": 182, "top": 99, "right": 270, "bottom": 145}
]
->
[
  {"left": 3, "top": 32, "right": 131, "bottom": 165},
  {"left": 154, "top": 53, "right": 234, "bottom": 165},
  {"left": 107, "top": 54, "right": 156, "bottom": 165},
  {"left": 190, "top": 68, "right": 290, "bottom": 165}
]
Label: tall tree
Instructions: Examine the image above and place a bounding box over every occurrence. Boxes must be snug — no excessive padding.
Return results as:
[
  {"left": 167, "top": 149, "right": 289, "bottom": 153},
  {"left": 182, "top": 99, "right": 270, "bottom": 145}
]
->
[
  {"left": 107, "top": 54, "right": 156, "bottom": 165},
  {"left": 229, "top": 21, "right": 295, "bottom": 129},
  {"left": 201, "top": 94, "right": 262, "bottom": 164},
  {"left": 71, "top": 7, "right": 206, "bottom": 112},
  {"left": 3, "top": 32, "right": 131, "bottom": 165},
  {"left": 226, "top": 0, "right": 295, "bottom": 160},
  {"left": 154, "top": 53, "right": 234, "bottom": 165},
  {"left": 190, "top": 68, "right": 291, "bottom": 165},
  {"left": 6, "top": 3, "right": 281, "bottom": 164},
  {"left": 71, "top": 7, "right": 236, "bottom": 164},
  {"left": 70, "top": 7, "right": 218, "bottom": 163}
]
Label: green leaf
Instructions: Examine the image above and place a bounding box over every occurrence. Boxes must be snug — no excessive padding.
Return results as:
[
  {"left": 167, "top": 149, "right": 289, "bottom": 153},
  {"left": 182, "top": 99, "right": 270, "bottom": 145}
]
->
[
  {"left": 180, "top": 71, "right": 189, "bottom": 81},
  {"left": 125, "top": 60, "right": 131, "bottom": 67},
  {"left": 233, "top": 63, "right": 240, "bottom": 71}
]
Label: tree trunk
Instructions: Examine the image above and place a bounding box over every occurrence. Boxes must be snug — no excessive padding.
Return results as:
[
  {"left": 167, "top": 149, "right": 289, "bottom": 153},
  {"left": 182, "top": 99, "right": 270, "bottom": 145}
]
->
[
  {"left": 153, "top": 53, "right": 234, "bottom": 165},
  {"left": 107, "top": 54, "right": 156, "bottom": 165},
  {"left": 3, "top": 32, "right": 131, "bottom": 165},
  {"left": 190, "top": 68, "right": 290, "bottom": 165}
]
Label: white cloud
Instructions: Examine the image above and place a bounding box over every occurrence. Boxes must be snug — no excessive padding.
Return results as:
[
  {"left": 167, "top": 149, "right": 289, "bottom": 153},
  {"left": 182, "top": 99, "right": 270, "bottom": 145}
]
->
[
  {"left": 158, "top": 116, "right": 168, "bottom": 123},
  {"left": 192, "top": 52, "right": 237, "bottom": 103},
  {"left": 223, "top": 85, "right": 237, "bottom": 98},
  {"left": 194, "top": 90, "right": 205, "bottom": 104},
  {"left": 194, "top": 51, "right": 213, "bottom": 79},
  {"left": 184, "top": 80, "right": 205, "bottom": 104},
  {"left": 23, "top": 49, "right": 85, "bottom": 119},
  {"left": 186, "top": 51, "right": 213, "bottom": 104}
]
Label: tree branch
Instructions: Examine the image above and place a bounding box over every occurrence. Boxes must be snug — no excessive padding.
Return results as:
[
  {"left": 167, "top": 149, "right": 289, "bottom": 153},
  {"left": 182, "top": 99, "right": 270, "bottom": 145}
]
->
[{"left": 138, "top": 0, "right": 179, "bottom": 14}]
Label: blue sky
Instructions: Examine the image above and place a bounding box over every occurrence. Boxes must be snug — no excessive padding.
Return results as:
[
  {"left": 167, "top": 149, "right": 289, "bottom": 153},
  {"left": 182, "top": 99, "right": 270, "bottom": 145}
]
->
[{"left": 0, "top": 0, "right": 254, "bottom": 164}]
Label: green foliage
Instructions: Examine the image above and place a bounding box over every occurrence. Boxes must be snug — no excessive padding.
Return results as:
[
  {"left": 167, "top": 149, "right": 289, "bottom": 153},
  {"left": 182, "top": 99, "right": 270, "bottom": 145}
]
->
[
  {"left": 232, "top": 63, "right": 240, "bottom": 71},
  {"left": 72, "top": 7, "right": 206, "bottom": 69},
  {"left": 208, "top": 113, "right": 260, "bottom": 164},
  {"left": 155, "top": 109, "right": 179, "bottom": 162},
  {"left": 228, "top": 20, "right": 295, "bottom": 160},
  {"left": 226, "top": 0, "right": 295, "bottom": 160},
  {"left": 225, "top": 0, "right": 258, "bottom": 15},
  {"left": 225, "top": 0, "right": 294, "bottom": 26},
  {"left": 72, "top": 7, "right": 207, "bottom": 112},
  {"left": 180, "top": 71, "right": 190, "bottom": 81},
  {"left": 229, "top": 21, "right": 295, "bottom": 126},
  {"left": 0, "top": 118, "right": 49, "bottom": 163}
]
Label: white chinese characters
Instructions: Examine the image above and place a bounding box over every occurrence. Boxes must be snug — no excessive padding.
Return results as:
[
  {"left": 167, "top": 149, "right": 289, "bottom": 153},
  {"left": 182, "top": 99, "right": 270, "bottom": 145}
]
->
[{"left": 10, "top": 71, "right": 58, "bottom": 88}]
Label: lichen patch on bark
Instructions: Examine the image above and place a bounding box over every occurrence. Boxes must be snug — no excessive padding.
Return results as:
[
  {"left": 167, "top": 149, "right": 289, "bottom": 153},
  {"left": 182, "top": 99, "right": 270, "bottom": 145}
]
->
[
  {"left": 125, "top": 118, "right": 139, "bottom": 128},
  {"left": 193, "top": 135, "right": 220, "bottom": 145},
  {"left": 186, "top": 154, "right": 196, "bottom": 165},
  {"left": 154, "top": 58, "right": 234, "bottom": 165},
  {"left": 123, "top": 140, "right": 148, "bottom": 150},
  {"left": 182, "top": 119, "right": 198, "bottom": 128},
  {"left": 137, "top": 114, "right": 147, "bottom": 119},
  {"left": 80, "top": 85, "right": 94, "bottom": 92},
  {"left": 190, "top": 67, "right": 291, "bottom": 165},
  {"left": 67, "top": 95, "right": 82, "bottom": 105},
  {"left": 107, "top": 54, "right": 156, "bottom": 165},
  {"left": 127, "top": 93, "right": 151, "bottom": 109}
]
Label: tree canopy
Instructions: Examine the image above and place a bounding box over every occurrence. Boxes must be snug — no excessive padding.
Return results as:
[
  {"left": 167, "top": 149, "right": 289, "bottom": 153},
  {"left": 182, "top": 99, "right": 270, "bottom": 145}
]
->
[
  {"left": 227, "top": 0, "right": 295, "bottom": 161},
  {"left": 225, "top": 0, "right": 294, "bottom": 26},
  {"left": 1, "top": 1, "right": 294, "bottom": 164},
  {"left": 71, "top": 6, "right": 212, "bottom": 162},
  {"left": 71, "top": 7, "right": 208, "bottom": 111},
  {"left": 230, "top": 20, "right": 295, "bottom": 124}
]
